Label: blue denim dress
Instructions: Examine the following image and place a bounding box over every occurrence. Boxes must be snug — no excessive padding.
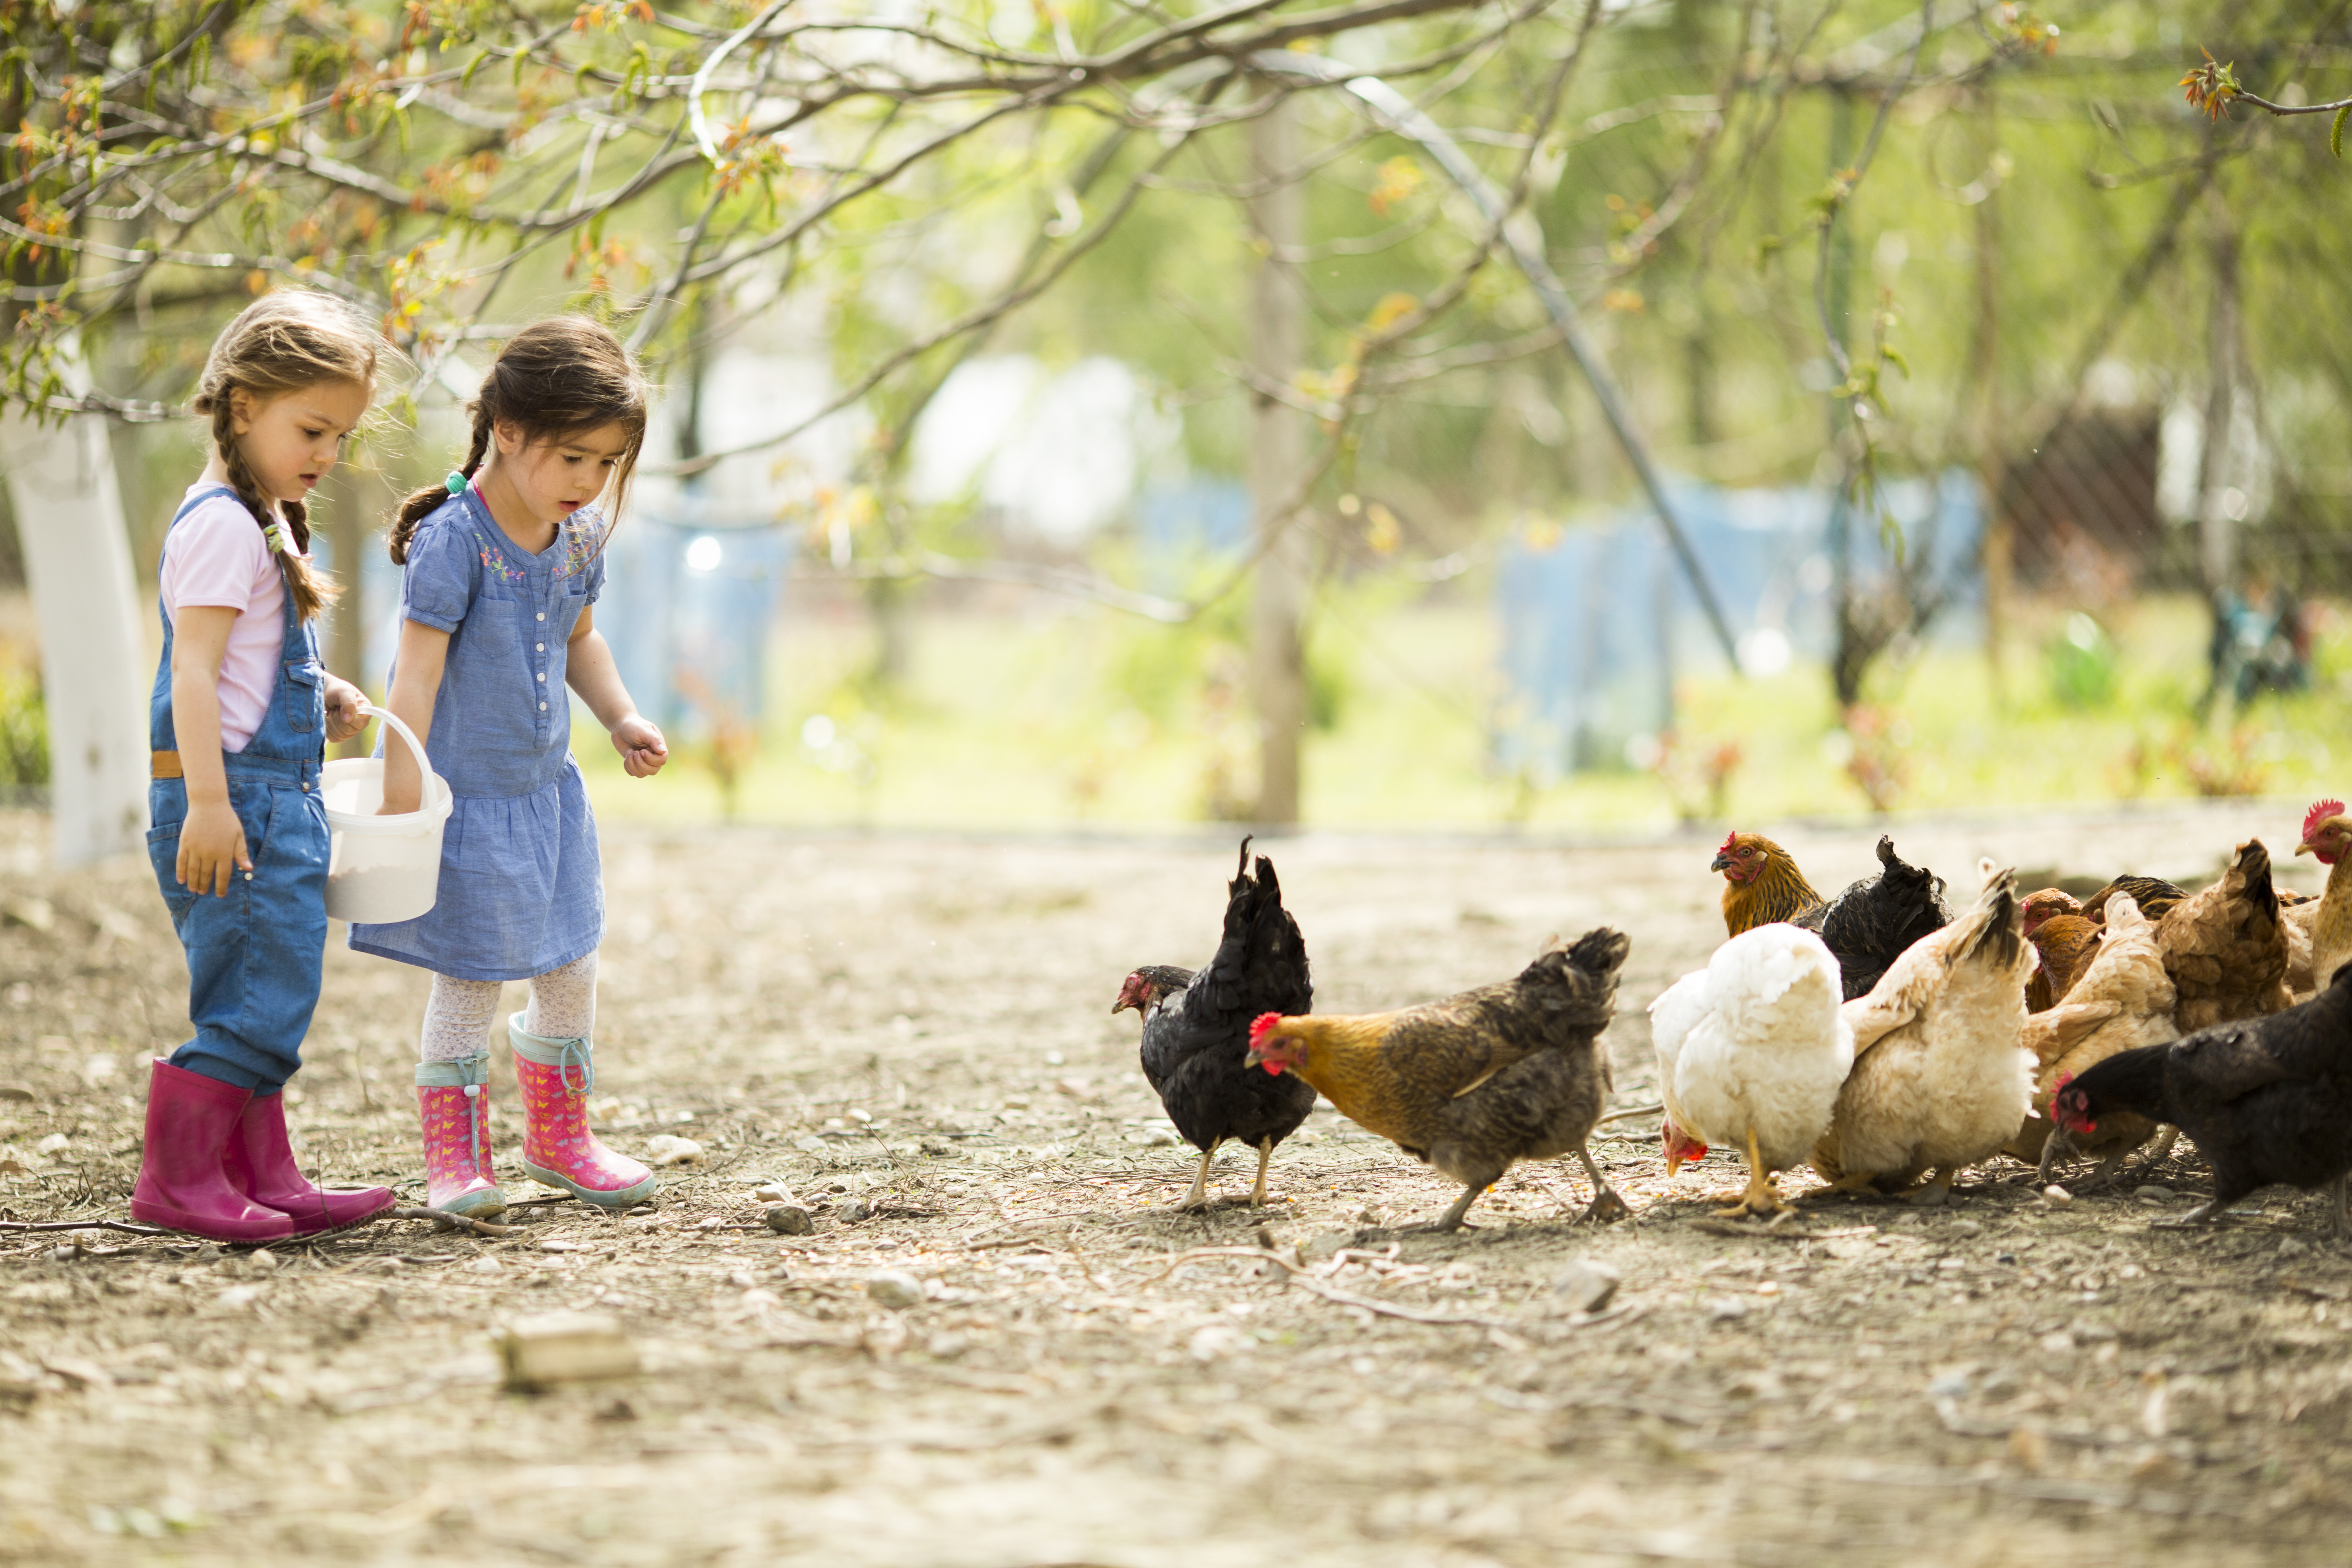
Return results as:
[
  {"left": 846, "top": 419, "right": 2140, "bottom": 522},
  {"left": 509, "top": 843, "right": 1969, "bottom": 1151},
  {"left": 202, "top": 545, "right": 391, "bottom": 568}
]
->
[
  {"left": 147, "top": 486, "right": 331, "bottom": 1095},
  {"left": 347, "top": 489, "right": 608, "bottom": 982}
]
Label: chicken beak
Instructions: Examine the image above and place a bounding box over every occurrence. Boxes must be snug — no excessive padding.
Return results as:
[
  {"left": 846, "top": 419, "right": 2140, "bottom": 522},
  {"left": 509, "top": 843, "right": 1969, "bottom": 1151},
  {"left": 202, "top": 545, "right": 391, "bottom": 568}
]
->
[
  {"left": 2295, "top": 839, "right": 2316, "bottom": 858},
  {"left": 1708, "top": 853, "right": 1732, "bottom": 873}
]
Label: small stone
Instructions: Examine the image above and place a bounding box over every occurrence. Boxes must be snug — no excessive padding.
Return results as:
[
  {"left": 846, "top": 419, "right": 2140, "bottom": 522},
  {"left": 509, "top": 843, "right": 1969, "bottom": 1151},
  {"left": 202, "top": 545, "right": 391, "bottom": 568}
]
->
[
  {"left": 2041, "top": 1185, "right": 2073, "bottom": 1206},
  {"left": 837, "top": 1198, "right": 872, "bottom": 1224},
  {"left": 1926, "top": 1369, "right": 1971, "bottom": 1399},
  {"left": 1551, "top": 1258, "right": 1621, "bottom": 1315},
  {"left": 1140, "top": 1127, "right": 1177, "bottom": 1148},
  {"left": 215, "top": 1284, "right": 263, "bottom": 1309},
  {"left": 645, "top": 1134, "right": 703, "bottom": 1167},
  {"left": 3, "top": 896, "right": 54, "bottom": 932},
  {"left": 2038, "top": 1330, "right": 2076, "bottom": 1354},
  {"left": 495, "top": 1312, "right": 637, "bottom": 1390},
  {"left": 764, "top": 1204, "right": 813, "bottom": 1236},
  {"left": 752, "top": 1182, "right": 794, "bottom": 1204},
  {"left": 926, "top": 1332, "right": 969, "bottom": 1359},
  {"left": 2278, "top": 1237, "right": 2310, "bottom": 1259},
  {"left": 1706, "top": 1295, "right": 1748, "bottom": 1321},
  {"left": 34, "top": 1134, "right": 68, "bottom": 1156},
  {"left": 866, "top": 1273, "right": 923, "bottom": 1310},
  {"left": 539, "top": 1241, "right": 581, "bottom": 1254},
  {"left": 2135, "top": 1185, "right": 2174, "bottom": 1203},
  {"left": 467, "top": 1256, "right": 502, "bottom": 1274}
]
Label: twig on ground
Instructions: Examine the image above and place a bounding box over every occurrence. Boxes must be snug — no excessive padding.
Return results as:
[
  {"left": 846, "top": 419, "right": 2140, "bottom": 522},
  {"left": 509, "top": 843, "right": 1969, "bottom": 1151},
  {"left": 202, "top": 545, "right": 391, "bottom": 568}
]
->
[
  {"left": 0, "top": 1217, "right": 172, "bottom": 1237},
  {"left": 385, "top": 1206, "right": 518, "bottom": 1238}
]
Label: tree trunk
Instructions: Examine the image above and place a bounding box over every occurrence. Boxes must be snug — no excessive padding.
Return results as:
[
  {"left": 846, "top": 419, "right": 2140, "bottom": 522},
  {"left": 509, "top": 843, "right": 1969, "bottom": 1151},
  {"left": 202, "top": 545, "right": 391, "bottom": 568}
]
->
[
  {"left": 0, "top": 409, "right": 149, "bottom": 865},
  {"left": 1969, "top": 93, "right": 2009, "bottom": 706},
  {"left": 1246, "top": 94, "right": 1307, "bottom": 826},
  {"left": 2197, "top": 222, "right": 2240, "bottom": 595}
]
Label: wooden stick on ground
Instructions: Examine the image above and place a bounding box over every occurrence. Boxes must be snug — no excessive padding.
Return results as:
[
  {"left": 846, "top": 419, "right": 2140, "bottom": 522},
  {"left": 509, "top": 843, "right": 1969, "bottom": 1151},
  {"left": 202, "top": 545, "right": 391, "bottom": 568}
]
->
[
  {"left": 0, "top": 1218, "right": 172, "bottom": 1237},
  {"left": 385, "top": 1206, "right": 518, "bottom": 1238}
]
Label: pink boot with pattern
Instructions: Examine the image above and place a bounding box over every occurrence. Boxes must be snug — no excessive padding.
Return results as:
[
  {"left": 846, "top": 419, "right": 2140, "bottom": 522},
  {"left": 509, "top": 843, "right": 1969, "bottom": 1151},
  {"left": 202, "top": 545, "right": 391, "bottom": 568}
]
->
[
  {"left": 414, "top": 1055, "right": 507, "bottom": 1218},
  {"left": 509, "top": 1013, "right": 657, "bottom": 1209}
]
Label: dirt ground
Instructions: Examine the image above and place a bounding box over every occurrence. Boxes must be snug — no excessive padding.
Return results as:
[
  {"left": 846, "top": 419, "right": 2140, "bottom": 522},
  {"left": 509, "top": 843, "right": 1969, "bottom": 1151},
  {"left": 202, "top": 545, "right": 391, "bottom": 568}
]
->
[{"left": 4, "top": 800, "right": 2352, "bottom": 1567}]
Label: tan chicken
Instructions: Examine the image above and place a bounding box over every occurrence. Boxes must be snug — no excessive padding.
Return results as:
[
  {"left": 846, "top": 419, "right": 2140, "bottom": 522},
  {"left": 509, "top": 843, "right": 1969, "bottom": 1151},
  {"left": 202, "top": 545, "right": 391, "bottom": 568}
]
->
[
  {"left": 1809, "top": 861, "right": 2036, "bottom": 1205},
  {"left": 2004, "top": 894, "right": 2179, "bottom": 1186},
  {"left": 2292, "top": 800, "right": 2352, "bottom": 999},
  {"left": 2158, "top": 839, "right": 2292, "bottom": 1033}
]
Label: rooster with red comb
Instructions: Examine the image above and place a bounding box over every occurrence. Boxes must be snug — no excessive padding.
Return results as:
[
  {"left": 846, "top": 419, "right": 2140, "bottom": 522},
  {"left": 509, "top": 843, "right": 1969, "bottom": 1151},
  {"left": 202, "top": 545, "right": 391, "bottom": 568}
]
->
[{"left": 2294, "top": 797, "right": 2352, "bottom": 995}]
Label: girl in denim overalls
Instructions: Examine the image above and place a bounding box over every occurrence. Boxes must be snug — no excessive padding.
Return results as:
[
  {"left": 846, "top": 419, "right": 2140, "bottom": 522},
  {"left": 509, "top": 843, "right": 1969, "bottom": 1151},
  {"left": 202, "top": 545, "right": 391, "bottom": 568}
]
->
[
  {"left": 133, "top": 293, "right": 398, "bottom": 1243},
  {"left": 352, "top": 317, "right": 669, "bottom": 1217}
]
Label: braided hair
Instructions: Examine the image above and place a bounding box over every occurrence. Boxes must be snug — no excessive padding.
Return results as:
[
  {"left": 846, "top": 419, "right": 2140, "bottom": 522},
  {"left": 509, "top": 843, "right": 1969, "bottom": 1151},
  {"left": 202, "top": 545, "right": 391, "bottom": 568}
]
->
[
  {"left": 190, "top": 290, "right": 386, "bottom": 621},
  {"left": 389, "top": 316, "right": 650, "bottom": 566}
]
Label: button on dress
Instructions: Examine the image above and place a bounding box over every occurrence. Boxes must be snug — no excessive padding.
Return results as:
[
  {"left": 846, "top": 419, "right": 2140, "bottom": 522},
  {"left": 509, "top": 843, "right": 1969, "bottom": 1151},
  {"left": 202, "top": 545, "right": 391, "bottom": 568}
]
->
[{"left": 348, "top": 490, "right": 612, "bottom": 982}]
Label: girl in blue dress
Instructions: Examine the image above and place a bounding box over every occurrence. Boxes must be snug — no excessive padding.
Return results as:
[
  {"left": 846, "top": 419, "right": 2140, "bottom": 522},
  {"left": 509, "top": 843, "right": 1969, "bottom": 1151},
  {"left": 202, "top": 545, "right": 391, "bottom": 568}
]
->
[{"left": 352, "top": 317, "right": 668, "bottom": 1216}]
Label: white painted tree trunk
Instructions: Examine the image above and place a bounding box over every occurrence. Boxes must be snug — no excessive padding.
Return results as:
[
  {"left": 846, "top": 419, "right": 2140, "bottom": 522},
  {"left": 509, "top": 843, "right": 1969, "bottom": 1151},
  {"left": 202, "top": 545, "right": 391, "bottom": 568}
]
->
[{"left": 0, "top": 409, "right": 149, "bottom": 865}]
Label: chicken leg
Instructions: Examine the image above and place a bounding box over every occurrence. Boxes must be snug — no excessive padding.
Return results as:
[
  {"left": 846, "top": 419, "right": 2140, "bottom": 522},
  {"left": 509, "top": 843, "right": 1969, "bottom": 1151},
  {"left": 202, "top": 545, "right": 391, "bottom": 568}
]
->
[
  {"left": 1574, "top": 1143, "right": 1631, "bottom": 1223},
  {"left": 1899, "top": 1167, "right": 1956, "bottom": 1207},
  {"left": 1249, "top": 1137, "right": 1275, "bottom": 1207},
  {"left": 1428, "top": 1181, "right": 1485, "bottom": 1232},
  {"left": 1717, "top": 1125, "right": 1786, "bottom": 1218},
  {"left": 1175, "top": 1138, "right": 1221, "bottom": 1210}
]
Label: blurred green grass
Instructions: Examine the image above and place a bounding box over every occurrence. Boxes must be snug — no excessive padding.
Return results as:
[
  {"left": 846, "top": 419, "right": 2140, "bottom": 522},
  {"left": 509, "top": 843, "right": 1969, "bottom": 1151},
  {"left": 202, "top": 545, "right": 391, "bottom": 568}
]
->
[{"left": 576, "top": 590, "right": 2352, "bottom": 831}]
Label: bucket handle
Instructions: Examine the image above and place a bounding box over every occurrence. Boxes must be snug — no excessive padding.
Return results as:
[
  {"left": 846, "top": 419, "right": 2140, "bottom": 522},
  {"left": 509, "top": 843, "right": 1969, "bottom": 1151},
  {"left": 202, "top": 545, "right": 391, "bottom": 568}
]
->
[{"left": 359, "top": 703, "right": 439, "bottom": 810}]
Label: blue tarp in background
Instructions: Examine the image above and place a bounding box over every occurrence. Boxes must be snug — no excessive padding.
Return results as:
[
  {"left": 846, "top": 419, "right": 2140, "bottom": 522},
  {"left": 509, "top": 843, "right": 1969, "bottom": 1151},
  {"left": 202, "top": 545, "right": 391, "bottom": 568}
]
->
[
  {"left": 1496, "top": 471, "right": 1984, "bottom": 780},
  {"left": 328, "top": 501, "right": 797, "bottom": 746}
]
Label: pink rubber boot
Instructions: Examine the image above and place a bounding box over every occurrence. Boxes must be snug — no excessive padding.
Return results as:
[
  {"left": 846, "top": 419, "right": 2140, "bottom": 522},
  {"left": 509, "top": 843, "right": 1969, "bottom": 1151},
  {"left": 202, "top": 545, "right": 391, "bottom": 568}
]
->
[
  {"left": 415, "top": 1055, "right": 507, "bottom": 1218},
  {"left": 128, "top": 1059, "right": 295, "bottom": 1243},
  {"left": 225, "top": 1090, "right": 396, "bottom": 1235},
  {"left": 510, "top": 1014, "right": 656, "bottom": 1209}
]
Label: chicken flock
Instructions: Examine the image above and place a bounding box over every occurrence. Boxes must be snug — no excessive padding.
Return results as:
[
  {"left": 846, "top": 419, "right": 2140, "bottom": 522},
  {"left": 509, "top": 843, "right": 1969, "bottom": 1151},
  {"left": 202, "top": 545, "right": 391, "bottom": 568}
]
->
[{"left": 1114, "top": 800, "right": 2352, "bottom": 1236}]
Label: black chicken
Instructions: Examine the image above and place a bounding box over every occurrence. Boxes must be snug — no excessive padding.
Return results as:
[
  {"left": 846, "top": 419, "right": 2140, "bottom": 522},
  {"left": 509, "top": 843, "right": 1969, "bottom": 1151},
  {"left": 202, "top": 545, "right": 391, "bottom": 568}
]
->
[
  {"left": 1794, "top": 835, "right": 1951, "bottom": 1000},
  {"left": 2048, "top": 965, "right": 2352, "bottom": 1234},
  {"left": 1113, "top": 840, "right": 1315, "bottom": 1209}
]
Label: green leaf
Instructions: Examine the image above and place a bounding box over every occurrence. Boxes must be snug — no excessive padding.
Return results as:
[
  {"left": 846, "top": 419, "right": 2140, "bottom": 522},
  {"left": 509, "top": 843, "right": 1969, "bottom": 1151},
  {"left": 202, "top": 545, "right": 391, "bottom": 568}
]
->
[{"left": 2332, "top": 102, "right": 2349, "bottom": 159}]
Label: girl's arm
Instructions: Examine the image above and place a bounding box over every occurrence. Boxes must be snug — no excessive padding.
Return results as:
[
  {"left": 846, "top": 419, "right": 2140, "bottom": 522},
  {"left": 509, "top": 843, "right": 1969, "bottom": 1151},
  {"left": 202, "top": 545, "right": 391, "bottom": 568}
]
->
[
  {"left": 169, "top": 607, "right": 249, "bottom": 897},
  {"left": 379, "top": 619, "right": 451, "bottom": 813},
  {"left": 565, "top": 604, "right": 668, "bottom": 778}
]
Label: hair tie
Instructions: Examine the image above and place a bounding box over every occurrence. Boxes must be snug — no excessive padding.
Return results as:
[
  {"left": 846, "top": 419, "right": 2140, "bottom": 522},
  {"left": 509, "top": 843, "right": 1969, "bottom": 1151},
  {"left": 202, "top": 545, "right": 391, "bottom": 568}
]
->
[
  {"left": 445, "top": 471, "right": 468, "bottom": 494},
  {"left": 261, "top": 519, "right": 290, "bottom": 555}
]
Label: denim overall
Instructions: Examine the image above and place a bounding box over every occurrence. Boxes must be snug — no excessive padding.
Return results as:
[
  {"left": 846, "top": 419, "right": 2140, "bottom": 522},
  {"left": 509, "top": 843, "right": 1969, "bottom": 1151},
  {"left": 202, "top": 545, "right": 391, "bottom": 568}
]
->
[{"left": 146, "top": 486, "right": 330, "bottom": 1095}]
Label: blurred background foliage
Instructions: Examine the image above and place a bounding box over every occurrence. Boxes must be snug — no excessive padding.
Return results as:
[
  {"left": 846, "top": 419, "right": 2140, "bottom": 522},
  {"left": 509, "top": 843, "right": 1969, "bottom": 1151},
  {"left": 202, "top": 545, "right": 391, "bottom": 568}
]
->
[{"left": 5, "top": 0, "right": 2351, "bottom": 829}]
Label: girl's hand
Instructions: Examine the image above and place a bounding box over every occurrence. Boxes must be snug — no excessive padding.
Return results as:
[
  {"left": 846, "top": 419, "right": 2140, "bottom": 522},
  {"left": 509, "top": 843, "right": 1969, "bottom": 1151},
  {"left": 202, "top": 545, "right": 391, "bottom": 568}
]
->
[
  {"left": 611, "top": 715, "right": 668, "bottom": 778},
  {"left": 177, "top": 799, "right": 251, "bottom": 897},
  {"left": 323, "top": 675, "right": 369, "bottom": 744}
]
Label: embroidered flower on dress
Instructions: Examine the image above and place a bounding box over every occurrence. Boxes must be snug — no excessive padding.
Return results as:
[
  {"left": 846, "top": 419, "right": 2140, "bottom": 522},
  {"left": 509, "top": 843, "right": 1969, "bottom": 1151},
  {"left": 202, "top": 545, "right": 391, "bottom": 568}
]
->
[
  {"left": 552, "top": 513, "right": 612, "bottom": 581},
  {"left": 474, "top": 533, "right": 529, "bottom": 586}
]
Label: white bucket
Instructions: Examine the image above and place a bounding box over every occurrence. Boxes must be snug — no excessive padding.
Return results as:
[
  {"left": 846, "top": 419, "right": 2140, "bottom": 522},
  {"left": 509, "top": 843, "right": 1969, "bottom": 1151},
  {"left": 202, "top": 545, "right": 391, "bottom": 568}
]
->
[{"left": 323, "top": 705, "right": 452, "bottom": 924}]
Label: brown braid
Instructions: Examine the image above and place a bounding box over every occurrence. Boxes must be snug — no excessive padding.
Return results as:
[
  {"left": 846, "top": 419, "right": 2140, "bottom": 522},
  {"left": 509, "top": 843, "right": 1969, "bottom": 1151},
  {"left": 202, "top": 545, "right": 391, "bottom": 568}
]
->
[
  {"left": 191, "top": 290, "right": 394, "bottom": 622},
  {"left": 385, "top": 316, "right": 650, "bottom": 568},
  {"left": 389, "top": 404, "right": 490, "bottom": 566}
]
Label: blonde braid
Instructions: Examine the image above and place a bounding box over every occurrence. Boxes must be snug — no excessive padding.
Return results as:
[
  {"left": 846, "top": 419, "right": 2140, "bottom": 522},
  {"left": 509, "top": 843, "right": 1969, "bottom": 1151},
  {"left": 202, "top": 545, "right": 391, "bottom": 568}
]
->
[{"left": 212, "top": 399, "right": 338, "bottom": 621}]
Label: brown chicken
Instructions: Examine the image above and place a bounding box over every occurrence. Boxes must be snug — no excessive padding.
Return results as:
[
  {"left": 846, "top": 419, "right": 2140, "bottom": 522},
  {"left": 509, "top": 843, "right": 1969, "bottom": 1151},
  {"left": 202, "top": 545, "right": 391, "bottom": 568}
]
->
[
  {"left": 1712, "top": 832, "right": 1822, "bottom": 933},
  {"left": 2021, "top": 890, "right": 2100, "bottom": 1013},
  {"left": 2158, "top": 840, "right": 2293, "bottom": 1033},
  {"left": 2292, "top": 799, "right": 2352, "bottom": 998},
  {"left": 2005, "top": 894, "right": 2179, "bottom": 1185},
  {"left": 1243, "top": 928, "right": 1633, "bottom": 1232}
]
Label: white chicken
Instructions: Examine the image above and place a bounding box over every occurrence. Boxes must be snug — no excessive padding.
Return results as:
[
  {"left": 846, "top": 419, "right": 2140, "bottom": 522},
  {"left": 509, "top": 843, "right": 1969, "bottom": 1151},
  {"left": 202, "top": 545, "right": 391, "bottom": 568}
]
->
[
  {"left": 1649, "top": 923, "right": 1854, "bottom": 1217},
  {"left": 1810, "top": 860, "right": 2036, "bottom": 1206}
]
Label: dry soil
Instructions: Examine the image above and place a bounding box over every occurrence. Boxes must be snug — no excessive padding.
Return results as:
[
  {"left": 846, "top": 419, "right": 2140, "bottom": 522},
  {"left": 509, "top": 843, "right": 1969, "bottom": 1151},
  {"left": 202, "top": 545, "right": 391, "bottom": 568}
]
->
[{"left": 3, "top": 801, "right": 2350, "bottom": 1566}]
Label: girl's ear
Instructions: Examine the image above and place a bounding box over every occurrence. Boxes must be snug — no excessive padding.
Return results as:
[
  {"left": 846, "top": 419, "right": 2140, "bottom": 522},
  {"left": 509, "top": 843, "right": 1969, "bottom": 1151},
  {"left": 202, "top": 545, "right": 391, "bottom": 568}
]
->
[
  {"left": 492, "top": 416, "right": 524, "bottom": 458},
  {"left": 228, "top": 386, "right": 256, "bottom": 437}
]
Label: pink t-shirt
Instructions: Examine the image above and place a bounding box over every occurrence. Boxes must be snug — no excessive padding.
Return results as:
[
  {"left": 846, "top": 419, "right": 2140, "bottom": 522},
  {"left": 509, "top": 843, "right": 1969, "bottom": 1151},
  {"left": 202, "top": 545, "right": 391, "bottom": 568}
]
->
[{"left": 158, "top": 486, "right": 294, "bottom": 753}]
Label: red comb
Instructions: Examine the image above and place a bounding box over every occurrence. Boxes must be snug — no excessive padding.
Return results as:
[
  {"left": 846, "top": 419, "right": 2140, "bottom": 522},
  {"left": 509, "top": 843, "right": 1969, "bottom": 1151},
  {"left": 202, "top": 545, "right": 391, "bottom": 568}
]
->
[
  {"left": 1248, "top": 1012, "right": 1285, "bottom": 1048},
  {"left": 2052, "top": 1070, "right": 2073, "bottom": 1094},
  {"left": 2305, "top": 799, "right": 2346, "bottom": 841},
  {"left": 1717, "top": 830, "right": 1740, "bottom": 855}
]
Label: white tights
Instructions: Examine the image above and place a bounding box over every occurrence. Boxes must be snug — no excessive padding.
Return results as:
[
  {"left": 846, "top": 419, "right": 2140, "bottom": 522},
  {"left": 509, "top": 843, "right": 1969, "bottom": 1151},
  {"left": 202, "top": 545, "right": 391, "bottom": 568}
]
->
[{"left": 418, "top": 952, "right": 599, "bottom": 1062}]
